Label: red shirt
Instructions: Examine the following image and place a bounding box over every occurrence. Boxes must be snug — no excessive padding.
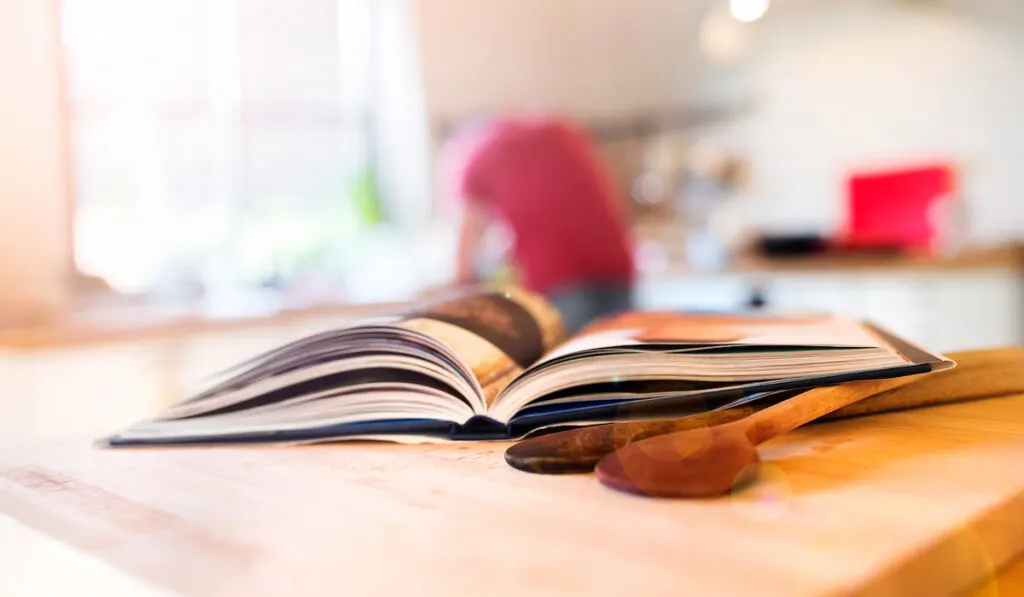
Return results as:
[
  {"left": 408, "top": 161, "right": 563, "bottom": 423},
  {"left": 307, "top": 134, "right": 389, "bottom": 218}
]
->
[{"left": 447, "top": 116, "right": 635, "bottom": 294}]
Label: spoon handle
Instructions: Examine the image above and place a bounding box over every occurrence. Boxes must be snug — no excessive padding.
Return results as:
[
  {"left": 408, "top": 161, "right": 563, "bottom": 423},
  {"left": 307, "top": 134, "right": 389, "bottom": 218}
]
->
[{"left": 742, "top": 375, "right": 922, "bottom": 446}]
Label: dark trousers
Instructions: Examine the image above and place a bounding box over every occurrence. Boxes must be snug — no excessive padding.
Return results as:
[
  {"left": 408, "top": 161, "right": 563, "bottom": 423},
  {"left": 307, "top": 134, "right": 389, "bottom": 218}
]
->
[{"left": 545, "top": 281, "right": 634, "bottom": 336}]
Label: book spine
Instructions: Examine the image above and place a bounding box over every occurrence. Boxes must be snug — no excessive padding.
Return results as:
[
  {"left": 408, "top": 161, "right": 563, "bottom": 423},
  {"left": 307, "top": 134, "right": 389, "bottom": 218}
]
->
[{"left": 451, "top": 415, "right": 512, "bottom": 441}]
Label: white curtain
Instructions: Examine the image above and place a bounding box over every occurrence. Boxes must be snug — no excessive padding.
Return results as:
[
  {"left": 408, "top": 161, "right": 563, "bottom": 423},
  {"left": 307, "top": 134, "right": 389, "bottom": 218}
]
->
[{"left": 368, "top": 0, "right": 433, "bottom": 227}]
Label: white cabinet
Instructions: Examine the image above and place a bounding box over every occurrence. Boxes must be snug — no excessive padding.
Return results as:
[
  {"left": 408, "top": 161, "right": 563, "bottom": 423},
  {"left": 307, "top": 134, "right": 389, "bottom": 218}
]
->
[{"left": 637, "top": 268, "right": 1023, "bottom": 352}]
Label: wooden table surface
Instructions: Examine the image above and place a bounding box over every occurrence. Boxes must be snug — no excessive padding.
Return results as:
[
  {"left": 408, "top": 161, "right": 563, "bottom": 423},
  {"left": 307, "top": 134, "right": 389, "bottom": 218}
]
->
[{"left": 3, "top": 395, "right": 1024, "bottom": 597}]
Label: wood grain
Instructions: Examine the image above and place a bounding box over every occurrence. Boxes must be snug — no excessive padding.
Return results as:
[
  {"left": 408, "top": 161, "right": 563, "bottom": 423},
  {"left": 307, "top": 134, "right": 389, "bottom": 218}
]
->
[
  {"left": 2, "top": 395, "right": 1024, "bottom": 596},
  {"left": 507, "top": 347, "right": 1024, "bottom": 474},
  {"left": 975, "top": 556, "right": 1024, "bottom": 597}
]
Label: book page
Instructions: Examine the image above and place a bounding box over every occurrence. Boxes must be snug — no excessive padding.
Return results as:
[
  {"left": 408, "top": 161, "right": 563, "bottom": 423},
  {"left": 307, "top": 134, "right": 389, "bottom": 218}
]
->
[
  {"left": 488, "top": 310, "right": 933, "bottom": 422},
  {"left": 393, "top": 287, "right": 566, "bottom": 407},
  {"left": 538, "top": 310, "right": 887, "bottom": 364}
]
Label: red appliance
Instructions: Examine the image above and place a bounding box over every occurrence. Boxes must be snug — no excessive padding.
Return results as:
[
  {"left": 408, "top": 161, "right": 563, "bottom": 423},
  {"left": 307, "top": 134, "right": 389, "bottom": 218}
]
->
[{"left": 843, "top": 163, "right": 957, "bottom": 253}]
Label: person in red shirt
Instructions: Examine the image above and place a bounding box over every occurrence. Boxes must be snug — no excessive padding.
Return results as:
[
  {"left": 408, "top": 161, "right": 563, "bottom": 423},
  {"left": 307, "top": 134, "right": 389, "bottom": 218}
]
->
[{"left": 443, "top": 114, "right": 636, "bottom": 334}]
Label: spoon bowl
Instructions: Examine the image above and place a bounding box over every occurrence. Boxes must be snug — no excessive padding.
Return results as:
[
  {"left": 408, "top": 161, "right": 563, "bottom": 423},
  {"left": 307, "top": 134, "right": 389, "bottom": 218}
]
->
[{"left": 596, "top": 425, "right": 762, "bottom": 498}]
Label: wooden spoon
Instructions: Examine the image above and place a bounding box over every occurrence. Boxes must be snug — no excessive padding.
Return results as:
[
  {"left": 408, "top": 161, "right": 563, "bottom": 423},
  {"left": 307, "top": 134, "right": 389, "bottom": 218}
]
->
[
  {"left": 506, "top": 347, "right": 1024, "bottom": 475},
  {"left": 594, "top": 375, "right": 925, "bottom": 498}
]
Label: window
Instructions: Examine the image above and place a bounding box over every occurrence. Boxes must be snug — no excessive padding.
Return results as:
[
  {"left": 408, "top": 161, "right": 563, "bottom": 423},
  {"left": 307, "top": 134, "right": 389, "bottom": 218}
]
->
[{"left": 60, "top": 0, "right": 386, "bottom": 303}]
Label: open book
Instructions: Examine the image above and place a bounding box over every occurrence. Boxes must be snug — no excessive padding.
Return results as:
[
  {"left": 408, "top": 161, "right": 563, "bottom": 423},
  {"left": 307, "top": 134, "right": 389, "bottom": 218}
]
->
[{"left": 103, "top": 287, "right": 954, "bottom": 447}]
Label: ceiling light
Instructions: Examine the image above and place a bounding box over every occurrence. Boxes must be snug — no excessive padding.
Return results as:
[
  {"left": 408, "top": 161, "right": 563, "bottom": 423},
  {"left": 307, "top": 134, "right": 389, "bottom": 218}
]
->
[{"left": 730, "top": 0, "right": 769, "bottom": 23}]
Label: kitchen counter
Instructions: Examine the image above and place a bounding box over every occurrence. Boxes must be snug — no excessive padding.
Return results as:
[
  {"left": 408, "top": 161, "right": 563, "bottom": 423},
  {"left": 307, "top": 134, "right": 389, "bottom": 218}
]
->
[
  {"left": 2, "top": 245, "right": 1021, "bottom": 352},
  {"left": 0, "top": 299, "right": 402, "bottom": 352},
  {"left": 2, "top": 394, "right": 1024, "bottom": 596},
  {"left": 657, "top": 244, "right": 1024, "bottom": 276}
]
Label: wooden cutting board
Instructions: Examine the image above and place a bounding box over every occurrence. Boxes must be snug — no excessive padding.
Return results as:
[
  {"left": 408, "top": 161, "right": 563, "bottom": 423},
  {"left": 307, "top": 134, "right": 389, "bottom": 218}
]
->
[{"left": 2, "top": 395, "right": 1024, "bottom": 597}]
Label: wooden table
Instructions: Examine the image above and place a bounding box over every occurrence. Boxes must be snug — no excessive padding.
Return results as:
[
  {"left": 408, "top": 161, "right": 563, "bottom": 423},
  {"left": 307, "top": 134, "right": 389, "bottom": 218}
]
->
[{"left": 3, "top": 395, "right": 1024, "bottom": 597}]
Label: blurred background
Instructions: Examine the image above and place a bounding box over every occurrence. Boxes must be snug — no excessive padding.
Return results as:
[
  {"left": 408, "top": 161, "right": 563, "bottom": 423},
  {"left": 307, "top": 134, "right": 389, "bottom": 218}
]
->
[{"left": 0, "top": 0, "right": 1021, "bottom": 442}]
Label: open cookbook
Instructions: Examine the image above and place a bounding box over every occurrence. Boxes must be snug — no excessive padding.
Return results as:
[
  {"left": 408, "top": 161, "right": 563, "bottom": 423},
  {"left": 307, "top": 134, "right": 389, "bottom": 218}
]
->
[{"left": 103, "top": 287, "right": 954, "bottom": 447}]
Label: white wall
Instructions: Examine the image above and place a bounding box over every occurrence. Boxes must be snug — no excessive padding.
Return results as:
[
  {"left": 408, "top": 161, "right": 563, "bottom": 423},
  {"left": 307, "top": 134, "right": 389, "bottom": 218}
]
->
[
  {"left": 717, "top": 0, "right": 1024, "bottom": 243},
  {"left": 413, "top": 0, "right": 704, "bottom": 123},
  {"left": 413, "top": 0, "right": 1024, "bottom": 246},
  {"left": 0, "top": 0, "right": 71, "bottom": 322}
]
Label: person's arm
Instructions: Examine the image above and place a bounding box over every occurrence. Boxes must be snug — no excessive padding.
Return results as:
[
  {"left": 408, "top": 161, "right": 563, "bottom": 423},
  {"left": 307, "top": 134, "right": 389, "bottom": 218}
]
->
[
  {"left": 455, "top": 199, "right": 488, "bottom": 286},
  {"left": 440, "top": 122, "right": 493, "bottom": 287}
]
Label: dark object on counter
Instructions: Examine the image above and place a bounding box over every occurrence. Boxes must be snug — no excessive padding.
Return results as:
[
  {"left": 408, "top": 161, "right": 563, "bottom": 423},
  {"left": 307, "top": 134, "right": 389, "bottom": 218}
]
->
[
  {"left": 505, "top": 347, "right": 1024, "bottom": 475},
  {"left": 756, "top": 234, "right": 909, "bottom": 259},
  {"left": 755, "top": 234, "right": 830, "bottom": 257},
  {"left": 747, "top": 286, "right": 767, "bottom": 309}
]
